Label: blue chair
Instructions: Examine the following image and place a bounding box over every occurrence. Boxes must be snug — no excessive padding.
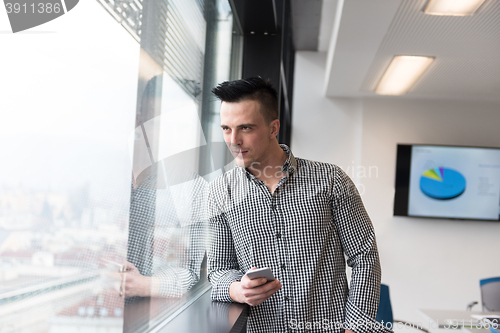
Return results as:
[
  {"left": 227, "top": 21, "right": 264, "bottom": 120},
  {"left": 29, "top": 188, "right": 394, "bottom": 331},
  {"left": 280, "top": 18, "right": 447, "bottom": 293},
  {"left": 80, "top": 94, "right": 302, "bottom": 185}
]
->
[
  {"left": 376, "top": 284, "right": 393, "bottom": 324},
  {"left": 467, "top": 277, "right": 500, "bottom": 312},
  {"left": 376, "top": 284, "right": 429, "bottom": 332},
  {"left": 481, "top": 277, "right": 500, "bottom": 312}
]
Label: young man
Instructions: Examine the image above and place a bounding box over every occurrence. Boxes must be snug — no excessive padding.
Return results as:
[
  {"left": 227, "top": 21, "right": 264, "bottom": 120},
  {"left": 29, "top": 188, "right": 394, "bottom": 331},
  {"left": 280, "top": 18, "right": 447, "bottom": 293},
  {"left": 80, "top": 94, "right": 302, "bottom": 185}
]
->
[{"left": 207, "top": 77, "right": 391, "bottom": 333}]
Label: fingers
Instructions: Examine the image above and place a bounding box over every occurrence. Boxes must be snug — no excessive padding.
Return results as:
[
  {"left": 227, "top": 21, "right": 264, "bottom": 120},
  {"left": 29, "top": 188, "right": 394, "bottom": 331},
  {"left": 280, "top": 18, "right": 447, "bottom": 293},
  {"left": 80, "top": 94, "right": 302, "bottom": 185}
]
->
[
  {"left": 241, "top": 268, "right": 267, "bottom": 288},
  {"left": 249, "top": 285, "right": 280, "bottom": 305},
  {"left": 122, "top": 261, "right": 137, "bottom": 272},
  {"left": 241, "top": 275, "right": 267, "bottom": 289},
  {"left": 122, "top": 274, "right": 136, "bottom": 298},
  {"left": 247, "top": 284, "right": 281, "bottom": 306},
  {"left": 247, "top": 280, "right": 281, "bottom": 297},
  {"left": 241, "top": 280, "right": 281, "bottom": 306},
  {"left": 121, "top": 273, "right": 151, "bottom": 298},
  {"left": 238, "top": 268, "right": 282, "bottom": 306}
]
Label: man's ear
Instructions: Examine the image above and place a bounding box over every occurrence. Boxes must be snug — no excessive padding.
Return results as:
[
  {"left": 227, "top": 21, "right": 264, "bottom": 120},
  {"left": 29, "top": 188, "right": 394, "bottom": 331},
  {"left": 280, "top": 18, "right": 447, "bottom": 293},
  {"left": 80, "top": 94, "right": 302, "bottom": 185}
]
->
[{"left": 269, "top": 119, "right": 280, "bottom": 138}]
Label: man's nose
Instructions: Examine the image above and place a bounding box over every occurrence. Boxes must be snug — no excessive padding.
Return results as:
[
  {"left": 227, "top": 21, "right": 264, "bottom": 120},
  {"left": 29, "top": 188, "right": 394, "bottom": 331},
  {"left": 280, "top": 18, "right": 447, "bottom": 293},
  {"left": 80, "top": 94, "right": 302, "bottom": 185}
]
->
[{"left": 230, "top": 130, "right": 242, "bottom": 145}]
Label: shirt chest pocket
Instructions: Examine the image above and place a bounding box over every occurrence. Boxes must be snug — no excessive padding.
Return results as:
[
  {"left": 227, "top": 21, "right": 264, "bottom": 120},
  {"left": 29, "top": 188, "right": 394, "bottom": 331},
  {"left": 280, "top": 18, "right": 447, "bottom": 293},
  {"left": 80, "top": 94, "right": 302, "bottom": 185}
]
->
[
  {"left": 281, "top": 191, "right": 333, "bottom": 239},
  {"left": 225, "top": 197, "right": 276, "bottom": 237}
]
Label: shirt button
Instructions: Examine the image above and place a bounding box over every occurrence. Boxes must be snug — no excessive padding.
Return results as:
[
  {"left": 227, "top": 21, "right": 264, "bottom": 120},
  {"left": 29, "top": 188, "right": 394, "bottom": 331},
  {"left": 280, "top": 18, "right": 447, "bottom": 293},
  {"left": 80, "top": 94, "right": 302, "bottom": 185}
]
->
[
  {"left": 281, "top": 264, "right": 286, "bottom": 269},
  {"left": 276, "top": 232, "right": 281, "bottom": 239}
]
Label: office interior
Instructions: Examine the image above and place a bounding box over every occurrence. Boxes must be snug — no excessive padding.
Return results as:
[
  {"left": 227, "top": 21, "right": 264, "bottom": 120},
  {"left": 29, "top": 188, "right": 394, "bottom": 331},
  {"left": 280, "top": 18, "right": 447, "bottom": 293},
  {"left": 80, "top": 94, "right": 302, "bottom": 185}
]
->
[
  {"left": 293, "top": 0, "right": 500, "bottom": 329},
  {"left": 0, "top": 0, "right": 499, "bottom": 332}
]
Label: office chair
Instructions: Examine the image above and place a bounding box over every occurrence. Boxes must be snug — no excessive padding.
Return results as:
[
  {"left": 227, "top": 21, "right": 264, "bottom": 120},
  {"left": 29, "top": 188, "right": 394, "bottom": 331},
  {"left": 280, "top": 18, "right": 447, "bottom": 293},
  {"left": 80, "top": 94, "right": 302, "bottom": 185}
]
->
[
  {"left": 480, "top": 277, "right": 500, "bottom": 312},
  {"left": 467, "top": 277, "right": 500, "bottom": 312},
  {"left": 376, "top": 284, "right": 430, "bottom": 333}
]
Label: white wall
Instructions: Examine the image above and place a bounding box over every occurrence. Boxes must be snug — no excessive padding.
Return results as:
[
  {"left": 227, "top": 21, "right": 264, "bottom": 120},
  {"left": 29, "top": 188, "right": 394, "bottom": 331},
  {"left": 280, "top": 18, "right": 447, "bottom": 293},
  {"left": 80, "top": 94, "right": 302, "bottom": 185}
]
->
[
  {"left": 292, "top": 51, "right": 500, "bottom": 331},
  {"left": 291, "top": 52, "right": 364, "bottom": 184}
]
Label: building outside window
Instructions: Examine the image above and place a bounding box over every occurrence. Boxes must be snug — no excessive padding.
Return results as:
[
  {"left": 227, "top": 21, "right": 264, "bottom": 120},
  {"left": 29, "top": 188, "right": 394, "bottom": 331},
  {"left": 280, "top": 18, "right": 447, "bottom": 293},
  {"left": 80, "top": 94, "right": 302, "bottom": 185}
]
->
[{"left": 0, "top": 0, "right": 240, "bottom": 331}]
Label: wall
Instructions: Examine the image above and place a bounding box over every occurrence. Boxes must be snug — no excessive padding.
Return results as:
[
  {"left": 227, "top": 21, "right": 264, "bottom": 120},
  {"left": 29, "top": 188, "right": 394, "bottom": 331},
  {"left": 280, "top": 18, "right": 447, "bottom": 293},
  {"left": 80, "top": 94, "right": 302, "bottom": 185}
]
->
[
  {"left": 291, "top": 52, "right": 364, "bottom": 184},
  {"left": 292, "top": 51, "right": 500, "bottom": 331}
]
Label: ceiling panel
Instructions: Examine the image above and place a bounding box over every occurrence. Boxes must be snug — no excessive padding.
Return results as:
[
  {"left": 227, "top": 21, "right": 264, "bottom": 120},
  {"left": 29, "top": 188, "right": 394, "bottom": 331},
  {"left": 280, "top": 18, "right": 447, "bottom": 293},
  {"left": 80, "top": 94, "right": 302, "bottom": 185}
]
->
[
  {"left": 326, "top": 0, "right": 500, "bottom": 100},
  {"left": 291, "top": 0, "right": 322, "bottom": 50}
]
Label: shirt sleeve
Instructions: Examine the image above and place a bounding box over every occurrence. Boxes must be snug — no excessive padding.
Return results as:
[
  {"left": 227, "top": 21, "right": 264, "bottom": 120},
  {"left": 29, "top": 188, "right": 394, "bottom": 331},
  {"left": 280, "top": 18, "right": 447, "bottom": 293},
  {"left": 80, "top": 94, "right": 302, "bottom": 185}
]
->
[
  {"left": 152, "top": 218, "right": 207, "bottom": 297},
  {"left": 332, "top": 167, "right": 393, "bottom": 333},
  {"left": 151, "top": 175, "right": 208, "bottom": 298},
  {"left": 207, "top": 182, "right": 244, "bottom": 302}
]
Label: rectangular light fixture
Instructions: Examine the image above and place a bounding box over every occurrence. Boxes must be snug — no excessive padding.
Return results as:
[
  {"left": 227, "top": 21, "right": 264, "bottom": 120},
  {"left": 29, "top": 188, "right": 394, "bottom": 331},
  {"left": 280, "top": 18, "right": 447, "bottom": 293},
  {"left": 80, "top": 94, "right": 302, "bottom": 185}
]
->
[
  {"left": 375, "top": 56, "right": 435, "bottom": 96},
  {"left": 424, "top": 0, "right": 486, "bottom": 16}
]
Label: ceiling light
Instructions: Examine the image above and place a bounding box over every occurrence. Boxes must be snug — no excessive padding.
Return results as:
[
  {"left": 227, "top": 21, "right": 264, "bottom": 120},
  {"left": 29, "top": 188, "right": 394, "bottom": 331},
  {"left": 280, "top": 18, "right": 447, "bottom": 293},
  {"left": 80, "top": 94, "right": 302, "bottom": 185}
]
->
[
  {"left": 424, "top": 0, "right": 486, "bottom": 16},
  {"left": 375, "top": 56, "right": 435, "bottom": 96}
]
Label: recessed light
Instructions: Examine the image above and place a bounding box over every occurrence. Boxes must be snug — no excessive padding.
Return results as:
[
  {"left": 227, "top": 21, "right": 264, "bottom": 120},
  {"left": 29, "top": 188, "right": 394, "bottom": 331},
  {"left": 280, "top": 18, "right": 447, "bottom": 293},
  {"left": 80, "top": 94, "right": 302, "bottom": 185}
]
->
[
  {"left": 424, "top": 0, "right": 486, "bottom": 16},
  {"left": 375, "top": 56, "right": 435, "bottom": 96}
]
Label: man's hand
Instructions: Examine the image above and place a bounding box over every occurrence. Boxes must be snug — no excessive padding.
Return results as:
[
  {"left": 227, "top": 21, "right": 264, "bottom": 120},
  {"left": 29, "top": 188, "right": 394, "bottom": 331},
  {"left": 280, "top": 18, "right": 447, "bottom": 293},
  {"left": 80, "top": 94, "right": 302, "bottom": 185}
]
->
[
  {"left": 121, "top": 261, "right": 151, "bottom": 298},
  {"left": 229, "top": 267, "right": 281, "bottom": 306}
]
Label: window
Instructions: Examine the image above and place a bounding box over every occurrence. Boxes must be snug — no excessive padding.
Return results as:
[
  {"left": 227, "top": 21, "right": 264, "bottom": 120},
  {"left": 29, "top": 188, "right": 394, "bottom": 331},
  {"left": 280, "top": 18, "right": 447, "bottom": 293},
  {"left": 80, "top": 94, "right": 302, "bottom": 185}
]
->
[{"left": 0, "top": 0, "right": 239, "bottom": 331}]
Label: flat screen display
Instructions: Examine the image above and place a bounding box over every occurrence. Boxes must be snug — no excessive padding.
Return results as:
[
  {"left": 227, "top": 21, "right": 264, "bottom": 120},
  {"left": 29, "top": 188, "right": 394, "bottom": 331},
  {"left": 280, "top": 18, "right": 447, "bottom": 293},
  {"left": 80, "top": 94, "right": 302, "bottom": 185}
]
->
[{"left": 394, "top": 144, "right": 500, "bottom": 221}]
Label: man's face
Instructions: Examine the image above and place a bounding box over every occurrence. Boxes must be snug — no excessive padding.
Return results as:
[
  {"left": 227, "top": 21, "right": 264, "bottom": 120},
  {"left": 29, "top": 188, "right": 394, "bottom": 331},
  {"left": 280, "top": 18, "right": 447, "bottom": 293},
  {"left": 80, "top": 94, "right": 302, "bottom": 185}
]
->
[{"left": 220, "top": 99, "right": 276, "bottom": 168}]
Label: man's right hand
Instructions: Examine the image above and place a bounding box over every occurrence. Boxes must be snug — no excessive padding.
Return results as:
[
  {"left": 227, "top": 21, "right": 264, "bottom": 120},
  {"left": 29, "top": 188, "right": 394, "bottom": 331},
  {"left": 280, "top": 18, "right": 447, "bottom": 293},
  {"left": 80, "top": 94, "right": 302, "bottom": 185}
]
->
[{"left": 229, "top": 267, "right": 282, "bottom": 306}]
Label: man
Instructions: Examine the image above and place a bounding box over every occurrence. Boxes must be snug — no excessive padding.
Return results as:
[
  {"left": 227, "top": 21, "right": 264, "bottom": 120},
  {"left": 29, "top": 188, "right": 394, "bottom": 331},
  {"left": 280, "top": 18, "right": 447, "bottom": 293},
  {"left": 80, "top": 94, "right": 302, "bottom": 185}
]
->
[
  {"left": 122, "top": 166, "right": 207, "bottom": 299},
  {"left": 207, "top": 77, "right": 391, "bottom": 333}
]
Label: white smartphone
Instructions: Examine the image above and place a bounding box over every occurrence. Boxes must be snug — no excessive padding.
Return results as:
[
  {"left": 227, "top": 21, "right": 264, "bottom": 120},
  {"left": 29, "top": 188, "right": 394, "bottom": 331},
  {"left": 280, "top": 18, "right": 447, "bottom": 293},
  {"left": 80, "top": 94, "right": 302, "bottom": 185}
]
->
[{"left": 245, "top": 267, "right": 275, "bottom": 281}]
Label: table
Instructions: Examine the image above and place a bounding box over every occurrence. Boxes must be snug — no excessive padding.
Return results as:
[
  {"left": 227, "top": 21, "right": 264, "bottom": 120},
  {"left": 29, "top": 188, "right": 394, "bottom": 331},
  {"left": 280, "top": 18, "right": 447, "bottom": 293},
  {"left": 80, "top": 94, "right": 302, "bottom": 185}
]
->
[{"left": 420, "top": 309, "right": 500, "bottom": 333}]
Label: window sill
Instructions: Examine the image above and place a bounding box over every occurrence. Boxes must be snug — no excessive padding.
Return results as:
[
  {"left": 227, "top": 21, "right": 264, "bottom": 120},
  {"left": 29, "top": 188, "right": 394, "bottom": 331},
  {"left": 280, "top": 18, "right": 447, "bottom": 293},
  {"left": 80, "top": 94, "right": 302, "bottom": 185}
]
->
[{"left": 154, "top": 289, "right": 248, "bottom": 333}]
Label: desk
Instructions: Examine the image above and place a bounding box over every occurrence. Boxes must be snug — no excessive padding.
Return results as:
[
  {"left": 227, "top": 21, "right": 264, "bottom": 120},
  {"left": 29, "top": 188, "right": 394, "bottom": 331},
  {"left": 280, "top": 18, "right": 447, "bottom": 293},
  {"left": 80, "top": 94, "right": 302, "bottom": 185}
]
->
[{"left": 420, "top": 309, "right": 500, "bottom": 333}]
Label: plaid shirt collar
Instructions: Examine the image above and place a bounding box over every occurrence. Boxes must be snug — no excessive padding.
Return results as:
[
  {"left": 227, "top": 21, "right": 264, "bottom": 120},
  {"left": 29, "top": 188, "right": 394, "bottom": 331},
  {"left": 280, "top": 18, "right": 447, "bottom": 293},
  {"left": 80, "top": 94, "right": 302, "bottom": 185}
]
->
[
  {"left": 278, "top": 144, "right": 297, "bottom": 175},
  {"left": 238, "top": 144, "right": 297, "bottom": 180}
]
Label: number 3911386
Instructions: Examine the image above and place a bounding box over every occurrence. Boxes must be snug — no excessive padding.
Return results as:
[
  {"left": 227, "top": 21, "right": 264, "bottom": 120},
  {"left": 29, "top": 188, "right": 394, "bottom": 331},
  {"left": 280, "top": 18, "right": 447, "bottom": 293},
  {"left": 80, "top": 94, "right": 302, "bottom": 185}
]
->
[{"left": 5, "top": 2, "right": 62, "bottom": 14}]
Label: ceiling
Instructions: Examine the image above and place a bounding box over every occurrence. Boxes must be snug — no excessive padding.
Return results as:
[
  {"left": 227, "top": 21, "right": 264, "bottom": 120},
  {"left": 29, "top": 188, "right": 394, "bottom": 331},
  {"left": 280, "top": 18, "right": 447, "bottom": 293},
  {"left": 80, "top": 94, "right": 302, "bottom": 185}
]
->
[
  {"left": 291, "top": 0, "right": 337, "bottom": 52},
  {"left": 293, "top": 0, "right": 500, "bottom": 100}
]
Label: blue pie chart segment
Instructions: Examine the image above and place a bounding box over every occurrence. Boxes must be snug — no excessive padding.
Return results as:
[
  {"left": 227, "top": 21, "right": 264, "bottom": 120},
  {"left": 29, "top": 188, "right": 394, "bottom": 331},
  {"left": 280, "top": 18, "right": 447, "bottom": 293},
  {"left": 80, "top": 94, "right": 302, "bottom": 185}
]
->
[{"left": 420, "top": 168, "right": 466, "bottom": 200}]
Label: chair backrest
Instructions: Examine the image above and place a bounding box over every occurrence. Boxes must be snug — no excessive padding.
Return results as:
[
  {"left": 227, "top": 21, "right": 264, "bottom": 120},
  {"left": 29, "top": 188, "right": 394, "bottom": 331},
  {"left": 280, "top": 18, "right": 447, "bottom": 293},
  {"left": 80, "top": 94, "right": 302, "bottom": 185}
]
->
[
  {"left": 376, "top": 284, "right": 394, "bottom": 325},
  {"left": 480, "top": 277, "right": 500, "bottom": 312}
]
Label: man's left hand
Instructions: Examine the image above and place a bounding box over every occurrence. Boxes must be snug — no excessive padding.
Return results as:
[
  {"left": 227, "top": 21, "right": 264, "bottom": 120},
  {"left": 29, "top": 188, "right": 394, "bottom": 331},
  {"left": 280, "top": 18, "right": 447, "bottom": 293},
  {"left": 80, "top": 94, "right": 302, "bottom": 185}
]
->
[{"left": 121, "top": 261, "right": 151, "bottom": 298}]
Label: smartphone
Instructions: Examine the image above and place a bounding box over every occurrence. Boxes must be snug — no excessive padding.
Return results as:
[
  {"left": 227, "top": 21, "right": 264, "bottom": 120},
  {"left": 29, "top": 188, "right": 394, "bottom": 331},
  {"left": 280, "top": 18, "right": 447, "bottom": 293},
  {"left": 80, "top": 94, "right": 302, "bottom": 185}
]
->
[{"left": 245, "top": 267, "right": 275, "bottom": 281}]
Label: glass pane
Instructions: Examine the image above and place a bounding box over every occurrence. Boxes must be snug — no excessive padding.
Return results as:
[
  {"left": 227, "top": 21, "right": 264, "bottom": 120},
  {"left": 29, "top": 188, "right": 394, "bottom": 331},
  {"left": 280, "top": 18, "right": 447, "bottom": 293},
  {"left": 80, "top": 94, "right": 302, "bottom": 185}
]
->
[
  {"left": 0, "top": 1, "right": 138, "bottom": 331},
  {"left": 0, "top": 0, "right": 238, "bottom": 331}
]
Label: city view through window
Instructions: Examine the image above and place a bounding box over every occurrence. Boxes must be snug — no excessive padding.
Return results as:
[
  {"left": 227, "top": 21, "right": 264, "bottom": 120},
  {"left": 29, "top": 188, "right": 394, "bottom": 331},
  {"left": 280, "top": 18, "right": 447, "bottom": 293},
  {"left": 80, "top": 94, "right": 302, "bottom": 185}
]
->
[{"left": 0, "top": 0, "right": 235, "bottom": 331}]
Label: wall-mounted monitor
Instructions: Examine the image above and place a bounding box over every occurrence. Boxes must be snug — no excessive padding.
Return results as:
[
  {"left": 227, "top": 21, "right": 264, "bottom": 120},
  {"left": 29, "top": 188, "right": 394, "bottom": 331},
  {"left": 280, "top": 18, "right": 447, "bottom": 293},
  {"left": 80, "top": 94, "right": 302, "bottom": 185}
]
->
[{"left": 394, "top": 144, "right": 500, "bottom": 221}]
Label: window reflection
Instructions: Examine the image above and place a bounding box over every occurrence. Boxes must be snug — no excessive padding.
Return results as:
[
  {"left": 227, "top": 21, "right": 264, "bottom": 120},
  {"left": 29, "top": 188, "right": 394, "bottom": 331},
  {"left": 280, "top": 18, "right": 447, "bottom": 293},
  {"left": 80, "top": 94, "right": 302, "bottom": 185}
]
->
[
  {"left": 0, "top": 0, "right": 236, "bottom": 331},
  {"left": 125, "top": 74, "right": 209, "bottom": 302},
  {"left": 0, "top": 1, "right": 135, "bottom": 330}
]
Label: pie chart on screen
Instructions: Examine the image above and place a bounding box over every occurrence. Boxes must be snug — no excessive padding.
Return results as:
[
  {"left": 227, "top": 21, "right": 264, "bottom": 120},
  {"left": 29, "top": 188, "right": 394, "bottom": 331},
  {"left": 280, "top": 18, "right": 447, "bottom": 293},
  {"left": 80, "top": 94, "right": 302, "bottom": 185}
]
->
[{"left": 420, "top": 167, "right": 466, "bottom": 200}]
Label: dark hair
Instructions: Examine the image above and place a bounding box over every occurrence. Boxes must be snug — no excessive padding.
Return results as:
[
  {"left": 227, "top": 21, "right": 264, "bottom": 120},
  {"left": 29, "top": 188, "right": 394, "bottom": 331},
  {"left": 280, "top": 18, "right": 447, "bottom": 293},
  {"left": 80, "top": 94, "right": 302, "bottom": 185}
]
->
[{"left": 212, "top": 77, "right": 279, "bottom": 124}]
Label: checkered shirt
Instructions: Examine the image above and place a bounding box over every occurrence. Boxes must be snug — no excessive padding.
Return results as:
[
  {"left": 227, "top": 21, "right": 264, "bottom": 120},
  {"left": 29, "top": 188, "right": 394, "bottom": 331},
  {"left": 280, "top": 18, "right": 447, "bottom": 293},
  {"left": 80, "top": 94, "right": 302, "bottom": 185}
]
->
[
  {"left": 128, "top": 169, "right": 207, "bottom": 298},
  {"left": 208, "top": 145, "right": 392, "bottom": 333}
]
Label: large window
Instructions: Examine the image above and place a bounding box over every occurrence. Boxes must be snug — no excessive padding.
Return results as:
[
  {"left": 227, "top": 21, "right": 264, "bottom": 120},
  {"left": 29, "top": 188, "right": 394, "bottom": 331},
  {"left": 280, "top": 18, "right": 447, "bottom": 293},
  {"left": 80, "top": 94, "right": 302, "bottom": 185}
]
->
[{"left": 0, "top": 0, "right": 238, "bottom": 331}]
